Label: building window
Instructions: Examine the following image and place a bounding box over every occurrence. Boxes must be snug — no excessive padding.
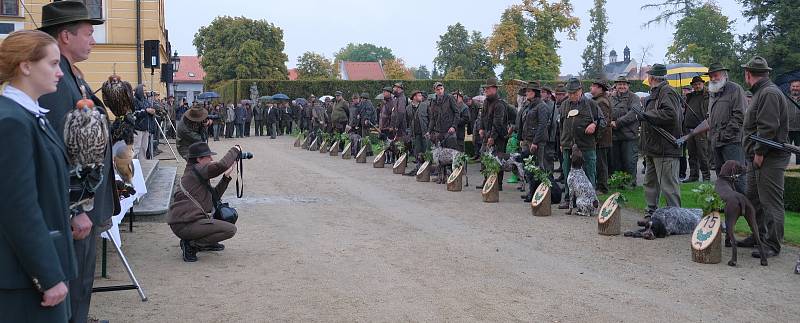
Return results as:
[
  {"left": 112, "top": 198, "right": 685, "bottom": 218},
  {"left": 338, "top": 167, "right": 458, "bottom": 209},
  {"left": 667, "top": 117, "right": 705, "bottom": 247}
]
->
[
  {"left": 80, "top": 0, "right": 103, "bottom": 20},
  {"left": 1, "top": 0, "right": 19, "bottom": 16}
]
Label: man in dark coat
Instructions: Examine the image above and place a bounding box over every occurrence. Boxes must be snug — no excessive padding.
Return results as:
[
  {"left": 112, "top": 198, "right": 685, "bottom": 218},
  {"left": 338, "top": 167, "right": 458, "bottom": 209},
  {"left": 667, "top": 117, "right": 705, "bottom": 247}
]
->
[
  {"left": 330, "top": 91, "right": 350, "bottom": 134},
  {"left": 253, "top": 102, "right": 265, "bottom": 136},
  {"left": 482, "top": 78, "right": 509, "bottom": 189},
  {"left": 243, "top": 103, "right": 253, "bottom": 137},
  {"left": 591, "top": 80, "right": 613, "bottom": 194},
  {"left": 352, "top": 93, "right": 377, "bottom": 156},
  {"left": 453, "top": 91, "right": 471, "bottom": 152},
  {"left": 741, "top": 56, "right": 790, "bottom": 258},
  {"left": 379, "top": 87, "right": 394, "bottom": 139},
  {"left": 234, "top": 104, "right": 246, "bottom": 138},
  {"left": 427, "top": 82, "right": 459, "bottom": 149},
  {"left": 683, "top": 76, "right": 711, "bottom": 182},
  {"left": 266, "top": 103, "right": 279, "bottom": 139},
  {"left": 405, "top": 90, "right": 430, "bottom": 175},
  {"left": 641, "top": 64, "right": 683, "bottom": 215},
  {"left": 38, "top": 2, "right": 119, "bottom": 322}
]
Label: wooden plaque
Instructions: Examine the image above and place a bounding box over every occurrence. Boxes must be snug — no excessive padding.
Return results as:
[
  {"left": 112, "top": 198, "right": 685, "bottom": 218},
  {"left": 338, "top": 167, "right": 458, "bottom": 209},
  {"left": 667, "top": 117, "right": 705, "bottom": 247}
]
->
[
  {"left": 481, "top": 174, "right": 499, "bottom": 203},
  {"left": 373, "top": 150, "right": 386, "bottom": 168},
  {"left": 356, "top": 145, "right": 367, "bottom": 163},
  {"left": 342, "top": 142, "right": 352, "bottom": 159},
  {"left": 308, "top": 137, "right": 319, "bottom": 151},
  {"left": 597, "top": 193, "right": 621, "bottom": 235},
  {"left": 530, "top": 183, "right": 551, "bottom": 217},
  {"left": 319, "top": 140, "right": 329, "bottom": 153},
  {"left": 393, "top": 153, "right": 408, "bottom": 174},
  {"left": 329, "top": 141, "right": 339, "bottom": 156},
  {"left": 691, "top": 212, "right": 722, "bottom": 264},
  {"left": 416, "top": 161, "right": 431, "bottom": 182},
  {"left": 446, "top": 166, "right": 464, "bottom": 191},
  {"left": 598, "top": 193, "right": 620, "bottom": 225}
]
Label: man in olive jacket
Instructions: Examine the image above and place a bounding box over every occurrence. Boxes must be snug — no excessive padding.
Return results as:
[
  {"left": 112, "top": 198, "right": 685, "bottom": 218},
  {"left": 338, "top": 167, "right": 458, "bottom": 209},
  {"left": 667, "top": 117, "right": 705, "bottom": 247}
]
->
[
  {"left": 428, "top": 82, "right": 460, "bottom": 149},
  {"left": 641, "top": 64, "right": 683, "bottom": 215},
  {"left": 741, "top": 56, "right": 790, "bottom": 258},
  {"left": 610, "top": 76, "right": 641, "bottom": 186},
  {"left": 482, "top": 78, "right": 509, "bottom": 189},
  {"left": 169, "top": 143, "right": 239, "bottom": 262},
  {"left": 405, "top": 90, "right": 430, "bottom": 176},
  {"left": 558, "top": 78, "right": 606, "bottom": 208},
  {"left": 330, "top": 91, "right": 350, "bottom": 133},
  {"left": 683, "top": 76, "right": 711, "bottom": 182},
  {"left": 38, "top": 2, "right": 119, "bottom": 321},
  {"left": 591, "top": 80, "right": 613, "bottom": 194}
]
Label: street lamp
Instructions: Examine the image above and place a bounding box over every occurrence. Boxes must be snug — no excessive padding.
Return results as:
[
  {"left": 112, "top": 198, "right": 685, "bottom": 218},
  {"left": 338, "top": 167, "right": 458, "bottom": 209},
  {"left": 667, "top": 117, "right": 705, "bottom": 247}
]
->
[{"left": 171, "top": 51, "right": 180, "bottom": 97}]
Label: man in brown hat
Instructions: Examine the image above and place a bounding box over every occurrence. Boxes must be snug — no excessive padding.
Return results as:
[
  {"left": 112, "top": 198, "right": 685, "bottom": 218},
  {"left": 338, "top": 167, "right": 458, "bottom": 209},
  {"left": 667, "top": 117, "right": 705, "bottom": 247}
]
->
[
  {"left": 176, "top": 105, "right": 209, "bottom": 160},
  {"left": 480, "top": 78, "right": 510, "bottom": 189},
  {"left": 741, "top": 56, "right": 790, "bottom": 258},
  {"left": 591, "top": 80, "right": 613, "bottom": 194},
  {"left": 641, "top": 64, "right": 683, "bottom": 216},
  {"left": 678, "top": 62, "right": 746, "bottom": 188},
  {"left": 405, "top": 90, "right": 430, "bottom": 175},
  {"left": 37, "top": 2, "right": 114, "bottom": 322},
  {"left": 557, "top": 78, "right": 606, "bottom": 208},
  {"left": 609, "top": 75, "right": 641, "bottom": 187},
  {"left": 683, "top": 76, "right": 711, "bottom": 183},
  {"left": 331, "top": 91, "right": 350, "bottom": 134}
]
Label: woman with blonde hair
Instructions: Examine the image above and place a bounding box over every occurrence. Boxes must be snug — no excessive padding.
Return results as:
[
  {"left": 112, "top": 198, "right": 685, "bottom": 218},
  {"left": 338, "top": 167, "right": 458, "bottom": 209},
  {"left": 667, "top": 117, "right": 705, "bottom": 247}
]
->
[{"left": 0, "top": 30, "right": 76, "bottom": 322}]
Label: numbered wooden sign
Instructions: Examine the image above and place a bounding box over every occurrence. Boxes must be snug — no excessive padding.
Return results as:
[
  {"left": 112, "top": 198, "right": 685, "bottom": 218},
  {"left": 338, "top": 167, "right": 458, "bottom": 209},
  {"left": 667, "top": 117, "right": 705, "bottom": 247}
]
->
[
  {"left": 319, "top": 140, "right": 329, "bottom": 153},
  {"left": 446, "top": 166, "right": 464, "bottom": 191},
  {"left": 393, "top": 153, "right": 408, "bottom": 174},
  {"left": 308, "top": 137, "right": 319, "bottom": 151},
  {"left": 691, "top": 212, "right": 722, "bottom": 264},
  {"left": 301, "top": 136, "right": 311, "bottom": 149},
  {"left": 329, "top": 141, "right": 339, "bottom": 156},
  {"left": 597, "top": 192, "right": 621, "bottom": 235},
  {"left": 530, "top": 183, "right": 551, "bottom": 216},
  {"left": 373, "top": 150, "right": 386, "bottom": 168},
  {"left": 342, "top": 142, "right": 352, "bottom": 159},
  {"left": 416, "top": 160, "right": 431, "bottom": 182},
  {"left": 481, "top": 174, "right": 499, "bottom": 203},
  {"left": 356, "top": 145, "right": 367, "bottom": 163}
]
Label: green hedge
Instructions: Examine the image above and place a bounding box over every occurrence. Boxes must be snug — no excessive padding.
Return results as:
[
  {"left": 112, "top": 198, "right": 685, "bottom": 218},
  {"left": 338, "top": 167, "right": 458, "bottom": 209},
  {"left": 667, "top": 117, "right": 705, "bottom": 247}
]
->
[
  {"left": 210, "top": 79, "right": 649, "bottom": 104},
  {"left": 786, "top": 171, "right": 800, "bottom": 212}
]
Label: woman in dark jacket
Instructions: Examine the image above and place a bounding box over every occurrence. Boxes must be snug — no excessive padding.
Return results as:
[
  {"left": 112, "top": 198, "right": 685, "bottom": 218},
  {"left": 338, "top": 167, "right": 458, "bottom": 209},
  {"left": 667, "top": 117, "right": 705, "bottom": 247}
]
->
[
  {"left": 0, "top": 30, "right": 76, "bottom": 322},
  {"left": 133, "top": 84, "right": 156, "bottom": 159}
]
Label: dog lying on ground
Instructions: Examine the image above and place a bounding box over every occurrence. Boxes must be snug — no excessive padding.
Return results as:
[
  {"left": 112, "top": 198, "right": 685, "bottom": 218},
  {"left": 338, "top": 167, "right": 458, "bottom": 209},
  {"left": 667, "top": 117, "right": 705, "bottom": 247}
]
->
[
  {"left": 566, "top": 148, "right": 598, "bottom": 216},
  {"left": 625, "top": 207, "right": 702, "bottom": 239},
  {"left": 716, "top": 160, "right": 767, "bottom": 267},
  {"left": 432, "top": 142, "right": 467, "bottom": 186}
]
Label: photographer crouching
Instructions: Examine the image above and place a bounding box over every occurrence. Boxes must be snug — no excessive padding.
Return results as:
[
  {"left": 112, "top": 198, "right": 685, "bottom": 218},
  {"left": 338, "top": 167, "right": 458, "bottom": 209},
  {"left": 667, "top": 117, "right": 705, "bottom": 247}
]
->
[{"left": 168, "top": 142, "right": 245, "bottom": 262}]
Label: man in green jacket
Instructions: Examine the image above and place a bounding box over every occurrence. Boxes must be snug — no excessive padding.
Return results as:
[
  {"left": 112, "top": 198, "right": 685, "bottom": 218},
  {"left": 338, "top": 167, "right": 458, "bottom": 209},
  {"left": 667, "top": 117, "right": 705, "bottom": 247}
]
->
[
  {"left": 741, "top": 56, "right": 790, "bottom": 258},
  {"left": 610, "top": 76, "right": 641, "bottom": 187},
  {"left": 557, "top": 78, "right": 606, "bottom": 209},
  {"left": 641, "top": 64, "right": 683, "bottom": 216},
  {"left": 591, "top": 80, "right": 613, "bottom": 194},
  {"left": 330, "top": 91, "right": 350, "bottom": 134},
  {"left": 683, "top": 76, "right": 711, "bottom": 182}
]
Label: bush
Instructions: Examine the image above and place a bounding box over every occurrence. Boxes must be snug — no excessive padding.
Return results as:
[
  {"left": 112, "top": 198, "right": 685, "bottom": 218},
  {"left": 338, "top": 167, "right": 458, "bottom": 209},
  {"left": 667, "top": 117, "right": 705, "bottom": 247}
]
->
[{"left": 786, "top": 171, "right": 800, "bottom": 212}]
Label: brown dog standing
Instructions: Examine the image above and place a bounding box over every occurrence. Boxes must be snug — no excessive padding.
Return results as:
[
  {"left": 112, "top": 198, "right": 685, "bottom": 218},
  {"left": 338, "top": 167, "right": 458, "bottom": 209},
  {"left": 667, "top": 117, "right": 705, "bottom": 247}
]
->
[{"left": 716, "top": 160, "right": 767, "bottom": 266}]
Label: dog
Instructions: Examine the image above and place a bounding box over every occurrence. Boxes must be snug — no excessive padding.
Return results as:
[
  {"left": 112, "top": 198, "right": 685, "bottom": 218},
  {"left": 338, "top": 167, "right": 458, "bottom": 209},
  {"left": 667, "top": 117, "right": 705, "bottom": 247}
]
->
[
  {"left": 566, "top": 148, "right": 598, "bottom": 216},
  {"left": 716, "top": 160, "right": 767, "bottom": 267},
  {"left": 624, "top": 207, "right": 702, "bottom": 239},
  {"left": 496, "top": 152, "right": 527, "bottom": 187},
  {"left": 432, "top": 141, "right": 467, "bottom": 186}
]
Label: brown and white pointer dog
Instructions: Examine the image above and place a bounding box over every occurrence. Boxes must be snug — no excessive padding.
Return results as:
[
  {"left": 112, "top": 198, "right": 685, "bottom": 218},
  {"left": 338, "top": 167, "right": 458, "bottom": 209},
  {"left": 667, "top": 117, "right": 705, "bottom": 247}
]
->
[{"left": 716, "top": 160, "right": 767, "bottom": 267}]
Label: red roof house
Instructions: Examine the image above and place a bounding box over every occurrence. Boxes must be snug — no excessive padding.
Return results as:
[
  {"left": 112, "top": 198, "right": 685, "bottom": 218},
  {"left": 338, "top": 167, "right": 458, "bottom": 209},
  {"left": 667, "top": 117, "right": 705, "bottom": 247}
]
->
[{"left": 339, "top": 61, "right": 386, "bottom": 80}]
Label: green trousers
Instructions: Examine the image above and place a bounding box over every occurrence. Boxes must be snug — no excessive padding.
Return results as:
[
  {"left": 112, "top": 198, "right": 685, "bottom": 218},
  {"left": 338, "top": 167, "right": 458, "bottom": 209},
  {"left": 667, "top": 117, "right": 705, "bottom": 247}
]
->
[{"left": 643, "top": 156, "right": 681, "bottom": 213}]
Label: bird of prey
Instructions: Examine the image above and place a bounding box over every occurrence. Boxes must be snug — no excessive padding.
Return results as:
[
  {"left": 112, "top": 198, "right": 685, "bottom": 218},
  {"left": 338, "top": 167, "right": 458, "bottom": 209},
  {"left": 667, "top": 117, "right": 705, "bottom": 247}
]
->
[
  {"left": 64, "top": 85, "right": 108, "bottom": 210},
  {"left": 102, "top": 71, "right": 136, "bottom": 144}
]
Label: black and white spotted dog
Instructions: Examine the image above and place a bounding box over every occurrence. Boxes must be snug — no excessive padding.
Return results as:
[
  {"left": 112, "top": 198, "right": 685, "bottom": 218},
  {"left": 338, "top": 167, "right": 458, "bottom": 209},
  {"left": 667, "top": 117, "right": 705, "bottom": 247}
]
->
[
  {"left": 624, "top": 207, "right": 702, "bottom": 240},
  {"left": 432, "top": 142, "right": 467, "bottom": 185},
  {"left": 566, "top": 148, "right": 598, "bottom": 216}
]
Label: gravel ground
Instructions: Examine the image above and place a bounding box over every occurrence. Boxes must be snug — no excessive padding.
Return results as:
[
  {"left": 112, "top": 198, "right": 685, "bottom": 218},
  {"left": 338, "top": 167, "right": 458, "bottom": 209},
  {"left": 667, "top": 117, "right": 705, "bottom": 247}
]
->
[{"left": 90, "top": 135, "right": 800, "bottom": 322}]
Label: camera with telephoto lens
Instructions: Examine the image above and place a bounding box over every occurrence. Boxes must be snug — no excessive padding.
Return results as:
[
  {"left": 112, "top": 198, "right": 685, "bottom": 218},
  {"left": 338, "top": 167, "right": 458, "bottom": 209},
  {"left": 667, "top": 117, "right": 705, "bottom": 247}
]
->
[{"left": 239, "top": 151, "right": 254, "bottom": 160}]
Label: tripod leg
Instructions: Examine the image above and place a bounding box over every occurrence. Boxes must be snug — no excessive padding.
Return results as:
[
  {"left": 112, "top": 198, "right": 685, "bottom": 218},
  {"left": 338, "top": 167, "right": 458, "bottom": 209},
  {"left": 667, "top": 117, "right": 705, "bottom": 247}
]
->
[
  {"left": 106, "top": 232, "right": 148, "bottom": 301},
  {"left": 155, "top": 120, "right": 180, "bottom": 161}
]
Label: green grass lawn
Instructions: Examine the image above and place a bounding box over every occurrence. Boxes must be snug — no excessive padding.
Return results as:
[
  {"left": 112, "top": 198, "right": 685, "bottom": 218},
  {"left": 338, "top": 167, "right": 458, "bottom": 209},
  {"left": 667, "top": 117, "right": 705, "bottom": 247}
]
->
[{"left": 599, "top": 182, "right": 800, "bottom": 246}]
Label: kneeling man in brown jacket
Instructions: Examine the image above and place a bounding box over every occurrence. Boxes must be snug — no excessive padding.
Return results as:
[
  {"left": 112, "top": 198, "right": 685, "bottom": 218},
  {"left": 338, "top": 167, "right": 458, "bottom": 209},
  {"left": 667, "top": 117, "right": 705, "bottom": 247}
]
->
[{"left": 168, "top": 142, "right": 240, "bottom": 262}]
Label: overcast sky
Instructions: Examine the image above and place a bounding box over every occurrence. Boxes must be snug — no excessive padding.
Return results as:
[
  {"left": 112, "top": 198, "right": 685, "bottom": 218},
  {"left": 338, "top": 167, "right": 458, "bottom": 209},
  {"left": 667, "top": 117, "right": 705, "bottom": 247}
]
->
[{"left": 164, "top": 0, "right": 754, "bottom": 76}]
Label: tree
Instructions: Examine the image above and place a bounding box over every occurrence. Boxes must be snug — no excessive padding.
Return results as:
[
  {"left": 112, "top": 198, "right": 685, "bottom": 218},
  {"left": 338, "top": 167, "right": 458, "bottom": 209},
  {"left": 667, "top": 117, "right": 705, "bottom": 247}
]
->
[
  {"left": 412, "top": 65, "right": 431, "bottom": 80},
  {"left": 434, "top": 23, "right": 496, "bottom": 80},
  {"left": 334, "top": 43, "right": 395, "bottom": 65},
  {"left": 468, "top": 31, "right": 497, "bottom": 79},
  {"left": 738, "top": 0, "right": 800, "bottom": 76},
  {"left": 640, "top": 0, "right": 704, "bottom": 27},
  {"left": 488, "top": 1, "right": 580, "bottom": 80},
  {"left": 666, "top": 4, "right": 736, "bottom": 67},
  {"left": 383, "top": 58, "right": 412, "bottom": 80},
  {"left": 444, "top": 66, "right": 466, "bottom": 80},
  {"left": 581, "top": 0, "right": 608, "bottom": 80},
  {"left": 194, "top": 16, "right": 288, "bottom": 84},
  {"left": 296, "top": 52, "right": 336, "bottom": 80}
]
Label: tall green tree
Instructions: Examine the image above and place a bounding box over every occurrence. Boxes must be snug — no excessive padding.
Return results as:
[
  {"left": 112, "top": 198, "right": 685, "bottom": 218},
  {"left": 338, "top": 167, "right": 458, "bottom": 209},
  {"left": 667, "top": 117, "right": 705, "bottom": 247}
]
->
[
  {"left": 666, "top": 3, "right": 735, "bottom": 67},
  {"left": 639, "top": 0, "right": 704, "bottom": 27},
  {"left": 488, "top": 0, "right": 580, "bottom": 80},
  {"left": 296, "top": 52, "right": 336, "bottom": 80},
  {"left": 334, "top": 43, "right": 395, "bottom": 64},
  {"left": 434, "top": 24, "right": 496, "bottom": 80},
  {"left": 738, "top": 0, "right": 800, "bottom": 76},
  {"left": 581, "top": 0, "right": 608, "bottom": 79},
  {"left": 469, "top": 31, "right": 497, "bottom": 79},
  {"left": 194, "top": 16, "right": 288, "bottom": 84},
  {"left": 581, "top": 0, "right": 608, "bottom": 80},
  {"left": 411, "top": 65, "right": 431, "bottom": 80}
]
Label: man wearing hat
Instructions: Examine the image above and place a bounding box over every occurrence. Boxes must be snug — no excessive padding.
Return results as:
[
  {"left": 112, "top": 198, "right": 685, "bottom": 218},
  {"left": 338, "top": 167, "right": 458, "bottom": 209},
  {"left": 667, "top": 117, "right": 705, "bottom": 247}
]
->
[
  {"left": 518, "top": 82, "right": 553, "bottom": 201},
  {"left": 741, "top": 56, "right": 790, "bottom": 258},
  {"left": 683, "top": 76, "right": 711, "bottom": 183},
  {"left": 641, "top": 64, "right": 683, "bottom": 215},
  {"left": 379, "top": 86, "right": 394, "bottom": 138},
  {"left": 176, "top": 105, "right": 209, "bottom": 159},
  {"left": 168, "top": 143, "right": 240, "bottom": 262},
  {"left": 331, "top": 91, "right": 350, "bottom": 134},
  {"left": 37, "top": 2, "right": 116, "bottom": 322},
  {"left": 428, "top": 82, "right": 460, "bottom": 150},
  {"left": 452, "top": 90, "right": 471, "bottom": 152},
  {"left": 405, "top": 90, "right": 431, "bottom": 176},
  {"left": 557, "top": 78, "right": 606, "bottom": 208},
  {"left": 788, "top": 79, "right": 800, "bottom": 165},
  {"left": 678, "top": 62, "right": 746, "bottom": 188},
  {"left": 388, "top": 84, "right": 408, "bottom": 160},
  {"left": 303, "top": 94, "right": 316, "bottom": 132},
  {"left": 591, "top": 80, "right": 613, "bottom": 194},
  {"left": 480, "top": 78, "right": 510, "bottom": 189},
  {"left": 609, "top": 76, "right": 641, "bottom": 187},
  {"left": 352, "top": 92, "right": 377, "bottom": 156}
]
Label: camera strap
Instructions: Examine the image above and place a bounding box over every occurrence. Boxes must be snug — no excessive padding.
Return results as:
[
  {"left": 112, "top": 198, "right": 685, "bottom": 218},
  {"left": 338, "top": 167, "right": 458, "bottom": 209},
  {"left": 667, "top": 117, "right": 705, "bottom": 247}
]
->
[
  {"left": 191, "top": 166, "right": 223, "bottom": 208},
  {"left": 235, "top": 157, "right": 244, "bottom": 198},
  {"left": 178, "top": 172, "right": 212, "bottom": 220}
]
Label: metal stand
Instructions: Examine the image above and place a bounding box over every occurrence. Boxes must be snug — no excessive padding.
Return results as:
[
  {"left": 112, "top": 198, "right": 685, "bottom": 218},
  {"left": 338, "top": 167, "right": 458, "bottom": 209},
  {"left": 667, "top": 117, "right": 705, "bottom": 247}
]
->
[{"left": 93, "top": 226, "right": 148, "bottom": 302}]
